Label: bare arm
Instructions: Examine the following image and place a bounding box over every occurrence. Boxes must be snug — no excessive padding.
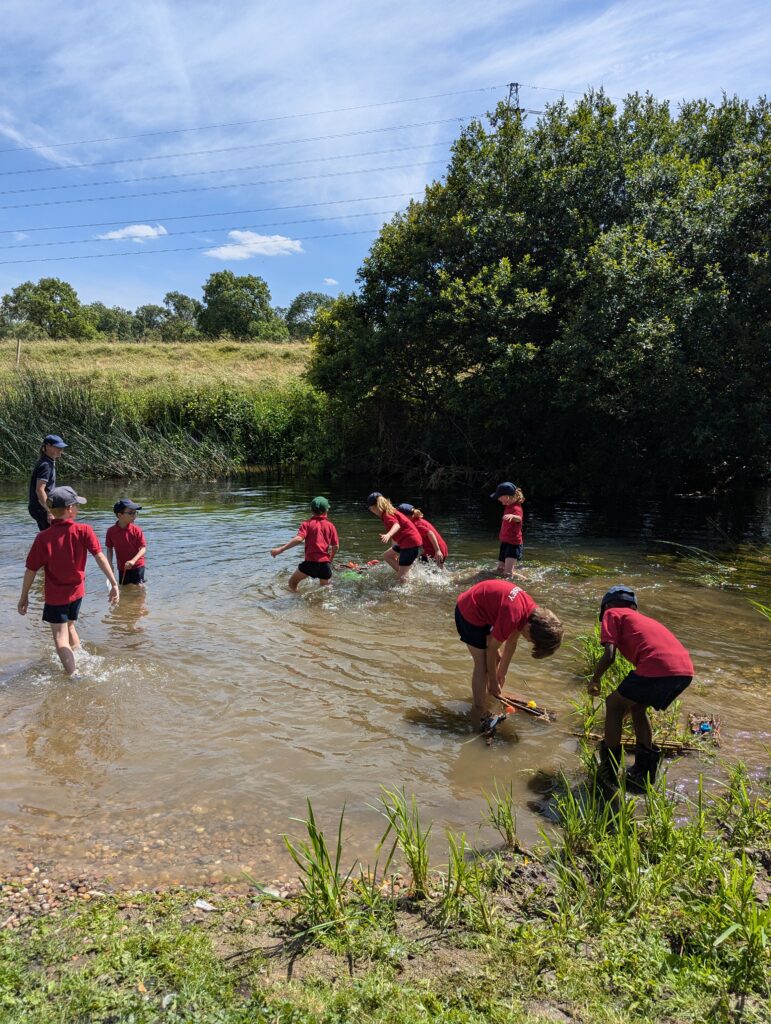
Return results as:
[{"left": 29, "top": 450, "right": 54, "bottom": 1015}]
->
[
  {"left": 328, "top": 543, "right": 339, "bottom": 561},
  {"left": 496, "top": 631, "right": 521, "bottom": 688},
  {"left": 502, "top": 513, "right": 522, "bottom": 523},
  {"left": 106, "top": 545, "right": 115, "bottom": 570},
  {"left": 380, "top": 524, "right": 399, "bottom": 544},
  {"left": 94, "top": 551, "right": 120, "bottom": 604},
  {"left": 124, "top": 546, "right": 147, "bottom": 570},
  {"left": 426, "top": 530, "right": 444, "bottom": 562},
  {"left": 588, "top": 644, "right": 616, "bottom": 695},
  {"left": 18, "top": 568, "right": 37, "bottom": 615},
  {"left": 485, "top": 634, "right": 503, "bottom": 694},
  {"left": 35, "top": 480, "right": 51, "bottom": 519},
  {"left": 271, "top": 534, "right": 303, "bottom": 557}
]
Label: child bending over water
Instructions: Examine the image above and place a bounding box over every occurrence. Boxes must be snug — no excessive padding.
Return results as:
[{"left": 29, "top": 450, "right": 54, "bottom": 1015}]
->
[
  {"left": 271, "top": 496, "right": 339, "bottom": 591},
  {"left": 396, "top": 504, "right": 448, "bottom": 564},
  {"left": 367, "top": 493, "right": 422, "bottom": 582}
]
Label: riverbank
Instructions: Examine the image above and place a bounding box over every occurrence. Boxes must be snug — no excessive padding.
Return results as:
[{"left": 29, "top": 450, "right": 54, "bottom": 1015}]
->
[{"left": 2, "top": 765, "right": 768, "bottom": 1024}]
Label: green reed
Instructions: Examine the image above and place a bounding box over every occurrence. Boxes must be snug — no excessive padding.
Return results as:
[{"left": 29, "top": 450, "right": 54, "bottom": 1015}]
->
[
  {"left": 378, "top": 788, "right": 432, "bottom": 899},
  {"left": 482, "top": 781, "right": 519, "bottom": 848}
]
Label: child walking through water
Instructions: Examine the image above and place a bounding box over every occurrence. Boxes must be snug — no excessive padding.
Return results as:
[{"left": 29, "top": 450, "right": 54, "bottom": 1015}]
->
[
  {"left": 271, "top": 496, "right": 339, "bottom": 591},
  {"left": 396, "top": 504, "right": 448, "bottom": 564},
  {"left": 18, "top": 487, "right": 119, "bottom": 675},
  {"left": 367, "top": 493, "right": 422, "bottom": 582},
  {"left": 491, "top": 482, "right": 525, "bottom": 575}
]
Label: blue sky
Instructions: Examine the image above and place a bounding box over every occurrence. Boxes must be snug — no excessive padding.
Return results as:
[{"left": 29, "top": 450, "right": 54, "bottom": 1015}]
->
[{"left": 0, "top": 0, "right": 768, "bottom": 311}]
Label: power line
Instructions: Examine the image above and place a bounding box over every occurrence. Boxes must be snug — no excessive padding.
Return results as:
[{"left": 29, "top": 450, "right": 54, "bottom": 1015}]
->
[
  {"left": 0, "top": 209, "right": 402, "bottom": 251},
  {"left": 0, "top": 159, "right": 448, "bottom": 211},
  {"left": 0, "top": 140, "right": 457, "bottom": 196},
  {"left": 0, "top": 85, "right": 508, "bottom": 155},
  {"left": 0, "top": 115, "right": 474, "bottom": 176},
  {"left": 0, "top": 191, "right": 422, "bottom": 235},
  {"left": 0, "top": 228, "right": 385, "bottom": 265}
]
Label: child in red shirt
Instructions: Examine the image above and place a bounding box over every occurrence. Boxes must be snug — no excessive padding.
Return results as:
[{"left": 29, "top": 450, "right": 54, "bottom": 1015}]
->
[
  {"left": 491, "top": 481, "right": 525, "bottom": 576},
  {"left": 396, "top": 504, "right": 448, "bottom": 565},
  {"left": 455, "top": 580, "right": 563, "bottom": 710},
  {"left": 589, "top": 585, "right": 694, "bottom": 791},
  {"left": 106, "top": 499, "right": 147, "bottom": 585},
  {"left": 271, "top": 496, "right": 339, "bottom": 591},
  {"left": 367, "top": 492, "right": 422, "bottom": 582},
  {"left": 18, "top": 486, "right": 119, "bottom": 675}
]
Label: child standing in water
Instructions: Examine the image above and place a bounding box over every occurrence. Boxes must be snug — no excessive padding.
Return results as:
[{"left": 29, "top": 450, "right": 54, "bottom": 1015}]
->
[
  {"left": 271, "top": 496, "right": 339, "bottom": 591},
  {"left": 106, "top": 499, "right": 147, "bottom": 585},
  {"left": 454, "top": 579, "right": 563, "bottom": 710},
  {"left": 396, "top": 504, "right": 448, "bottom": 564},
  {"left": 18, "top": 486, "right": 119, "bottom": 675},
  {"left": 491, "top": 482, "right": 525, "bottom": 576},
  {"left": 367, "top": 492, "right": 422, "bottom": 582},
  {"left": 589, "top": 585, "right": 693, "bottom": 791}
]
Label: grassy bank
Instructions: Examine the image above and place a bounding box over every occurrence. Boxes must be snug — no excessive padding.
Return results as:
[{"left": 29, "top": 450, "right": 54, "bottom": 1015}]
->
[
  {"left": 0, "top": 368, "right": 327, "bottom": 479},
  {"left": 1, "top": 766, "right": 768, "bottom": 1023}
]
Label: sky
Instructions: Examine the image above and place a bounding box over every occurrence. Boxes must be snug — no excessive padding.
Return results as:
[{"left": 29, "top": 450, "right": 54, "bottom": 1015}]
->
[{"left": 0, "top": 0, "right": 768, "bottom": 311}]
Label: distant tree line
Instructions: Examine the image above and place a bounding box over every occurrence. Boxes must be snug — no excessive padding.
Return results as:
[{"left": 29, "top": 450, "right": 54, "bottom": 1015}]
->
[
  {"left": 0, "top": 272, "right": 334, "bottom": 342},
  {"left": 308, "top": 91, "right": 770, "bottom": 495}
]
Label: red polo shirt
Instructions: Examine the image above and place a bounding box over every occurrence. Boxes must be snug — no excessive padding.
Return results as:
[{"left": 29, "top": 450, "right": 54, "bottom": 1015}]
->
[
  {"left": 25, "top": 519, "right": 101, "bottom": 605},
  {"left": 106, "top": 522, "right": 147, "bottom": 572},
  {"left": 381, "top": 510, "right": 422, "bottom": 548},
  {"left": 601, "top": 608, "right": 693, "bottom": 677},
  {"left": 298, "top": 514, "right": 339, "bottom": 562},
  {"left": 456, "top": 580, "right": 537, "bottom": 643},
  {"left": 415, "top": 518, "right": 449, "bottom": 558},
  {"left": 499, "top": 503, "right": 523, "bottom": 544}
]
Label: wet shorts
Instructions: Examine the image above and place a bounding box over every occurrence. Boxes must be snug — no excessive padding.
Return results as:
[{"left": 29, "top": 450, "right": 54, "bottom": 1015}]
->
[
  {"left": 392, "top": 544, "right": 419, "bottom": 566},
  {"left": 42, "top": 598, "right": 83, "bottom": 624},
  {"left": 120, "top": 566, "right": 145, "bottom": 585},
  {"left": 298, "top": 560, "right": 332, "bottom": 580},
  {"left": 617, "top": 671, "right": 692, "bottom": 710},
  {"left": 455, "top": 604, "right": 491, "bottom": 650},
  {"left": 498, "top": 542, "right": 523, "bottom": 562}
]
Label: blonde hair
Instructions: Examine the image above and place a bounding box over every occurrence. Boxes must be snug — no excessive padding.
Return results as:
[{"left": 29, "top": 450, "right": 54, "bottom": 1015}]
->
[
  {"left": 372, "top": 495, "right": 396, "bottom": 516},
  {"left": 513, "top": 488, "right": 525, "bottom": 504},
  {"left": 411, "top": 508, "right": 424, "bottom": 519},
  {"left": 528, "top": 608, "right": 563, "bottom": 659}
]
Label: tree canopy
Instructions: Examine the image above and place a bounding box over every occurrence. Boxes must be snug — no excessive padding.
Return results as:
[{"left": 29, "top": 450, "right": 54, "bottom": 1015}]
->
[{"left": 308, "top": 91, "right": 770, "bottom": 494}]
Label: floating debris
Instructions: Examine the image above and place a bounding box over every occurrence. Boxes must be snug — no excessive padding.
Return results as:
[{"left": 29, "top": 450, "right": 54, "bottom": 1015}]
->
[{"left": 688, "top": 713, "right": 722, "bottom": 747}]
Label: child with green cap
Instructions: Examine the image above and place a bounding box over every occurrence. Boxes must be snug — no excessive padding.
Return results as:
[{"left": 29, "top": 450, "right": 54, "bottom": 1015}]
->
[{"left": 271, "top": 496, "right": 339, "bottom": 591}]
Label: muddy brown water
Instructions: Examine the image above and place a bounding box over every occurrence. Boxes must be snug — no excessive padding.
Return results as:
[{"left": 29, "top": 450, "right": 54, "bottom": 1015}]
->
[{"left": 1, "top": 479, "right": 769, "bottom": 886}]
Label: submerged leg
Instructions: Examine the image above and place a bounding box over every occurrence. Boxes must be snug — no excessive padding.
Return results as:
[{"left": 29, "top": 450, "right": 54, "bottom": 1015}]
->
[
  {"left": 50, "top": 622, "right": 76, "bottom": 675},
  {"left": 287, "top": 569, "right": 308, "bottom": 592}
]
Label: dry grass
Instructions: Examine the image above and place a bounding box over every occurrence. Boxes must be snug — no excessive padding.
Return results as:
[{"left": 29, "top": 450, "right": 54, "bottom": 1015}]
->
[{"left": 0, "top": 338, "right": 310, "bottom": 389}]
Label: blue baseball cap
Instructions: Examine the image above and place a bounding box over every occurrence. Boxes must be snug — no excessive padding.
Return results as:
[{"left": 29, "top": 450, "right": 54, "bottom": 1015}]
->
[
  {"left": 114, "top": 498, "right": 143, "bottom": 513},
  {"left": 48, "top": 486, "right": 86, "bottom": 508},
  {"left": 366, "top": 491, "right": 382, "bottom": 507},
  {"left": 396, "top": 503, "right": 414, "bottom": 515},
  {"left": 490, "top": 481, "right": 517, "bottom": 498},
  {"left": 43, "top": 434, "right": 68, "bottom": 448},
  {"left": 600, "top": 585, "right": 637, "bottom": 613}
]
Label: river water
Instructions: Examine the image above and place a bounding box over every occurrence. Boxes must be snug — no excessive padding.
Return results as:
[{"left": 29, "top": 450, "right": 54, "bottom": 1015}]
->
[{"left": 1, "top": 478, "right": 768, "bottom": 886}]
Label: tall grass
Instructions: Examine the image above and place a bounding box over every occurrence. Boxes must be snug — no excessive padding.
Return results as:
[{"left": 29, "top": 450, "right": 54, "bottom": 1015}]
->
[{"left": 0, "top": 370, "right": 328, "bottom": 478}]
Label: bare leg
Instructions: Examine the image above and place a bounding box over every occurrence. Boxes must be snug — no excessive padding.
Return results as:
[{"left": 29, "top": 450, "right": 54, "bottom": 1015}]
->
[
  {"left": 495, "top": 560, "right": 505, "bottom": 573},
  {"left": 68, "top": 621, "right": 81, "bottom": 650},
  {"left": 604, "top": 690, "right": 635, "bottom": 747},
  {"left": 630, "top": 704, "right": 653, "bottom": 748},
  {"left": 383, "top": 549, "right": 400, "bottom": 573},
  {"left": 287, "top": 569, "right": 308, "bottom": 592},
  {"left": 50, "top": 623, "right": 76, "bottom": 675},
  {"left": 319, "top": 577, "right": 331, "bottom": 587},
  {"left": 467, "top": 645, "right": 490, "bottom": 710}
]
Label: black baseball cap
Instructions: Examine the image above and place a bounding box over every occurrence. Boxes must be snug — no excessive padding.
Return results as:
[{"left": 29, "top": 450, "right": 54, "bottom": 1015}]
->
[
  {"left": 366, "top": 491, "right": 382, "bottom": 507},
  {"left": 114, "top": 499, "right": 143, "bottom": 513},
  {"left": 490, "top": 481, "right": 517, "bottom": 498},
  {"left": 48, "top": 486, "right": 86, "bottom": 508},
  {"left": 600, "top": 585, "right": 638, "bottom": 614},
  {"left": 396, "top": 503, "right": 414, "bottom": 515},
  {"left": 43, "top": 434, "right": 68, "bottom": 448}
]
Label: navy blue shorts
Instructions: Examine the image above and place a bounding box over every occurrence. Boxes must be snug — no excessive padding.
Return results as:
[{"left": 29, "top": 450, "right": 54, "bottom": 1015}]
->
[
  {"left": 43, "top": 598, "right": 83, "bottom": 624},
  {"left": 455, "top": 605, "right": 491, "bottom": 650},
  {"left": 29, "top": 508, "right": 49, "bottom": 531},
  {"left": 120, "top": 566, "right": 145, "bottom": 585},
  {"left": 298, "top": 560, "right": 332, "bottom": 580},
  {"left": 392, "top": 545, "right": 419, "bottom": 566},
  {"left": 498, "top": 542, "right": 523, "bottom": 562},
  {"left": 617, "top": 671, "right": 692, "bottom": 710}
]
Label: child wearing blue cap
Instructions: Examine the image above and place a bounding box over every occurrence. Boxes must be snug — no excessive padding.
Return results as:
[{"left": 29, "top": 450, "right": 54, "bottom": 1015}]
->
[
  {"left": 27, "top": 434, "right": 67, "bottom": 531},
  {"left": 491, "top": 482, "right": 525, "bottom": 576},
  {"left": 106, "top": 499, "right": 147, "bottom": 585}
]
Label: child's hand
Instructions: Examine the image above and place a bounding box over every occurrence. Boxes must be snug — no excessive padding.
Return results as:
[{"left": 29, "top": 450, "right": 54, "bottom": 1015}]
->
[
  {"left": 587, "top": 680, "right": 601, "bottom": 696},
  {"left": 17, "top": 597, "right": 28, "bottom": 616},
  {"left": 434, "top": 553, "right": 445, "bottom": 565},
  {"left": 108, "top": 584, "right": 120, "bottom": 606},
  {"left": 379, "top": 533, "right": 391, "bottom": 544},
  {"left": 503, "top": 514, "right": 517, "bottom": 522},
  {"left": 124, "top": 558, "right": 136, "bottom": 570},
  {"left": 270, "top": 547, "right": 281, "bottom": 558}
]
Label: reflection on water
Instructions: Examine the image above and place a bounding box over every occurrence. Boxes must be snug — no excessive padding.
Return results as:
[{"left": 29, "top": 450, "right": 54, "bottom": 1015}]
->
[{"left": 0, "top": 478, "right": 769, "bottom": 884}]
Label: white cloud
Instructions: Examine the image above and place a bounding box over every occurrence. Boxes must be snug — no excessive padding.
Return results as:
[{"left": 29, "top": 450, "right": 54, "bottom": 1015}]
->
[
  {"left": 204, "top": 231, "right": 303, "bottom": 260},
  {"left": 96, "top": 224, "right": 169, "bottom": 243},
  {"left": 13, "top": 231, "right": 28, "bottom": 241},
  {"left": 323, "top": 276, "right": 338, "bottom": 285}
]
